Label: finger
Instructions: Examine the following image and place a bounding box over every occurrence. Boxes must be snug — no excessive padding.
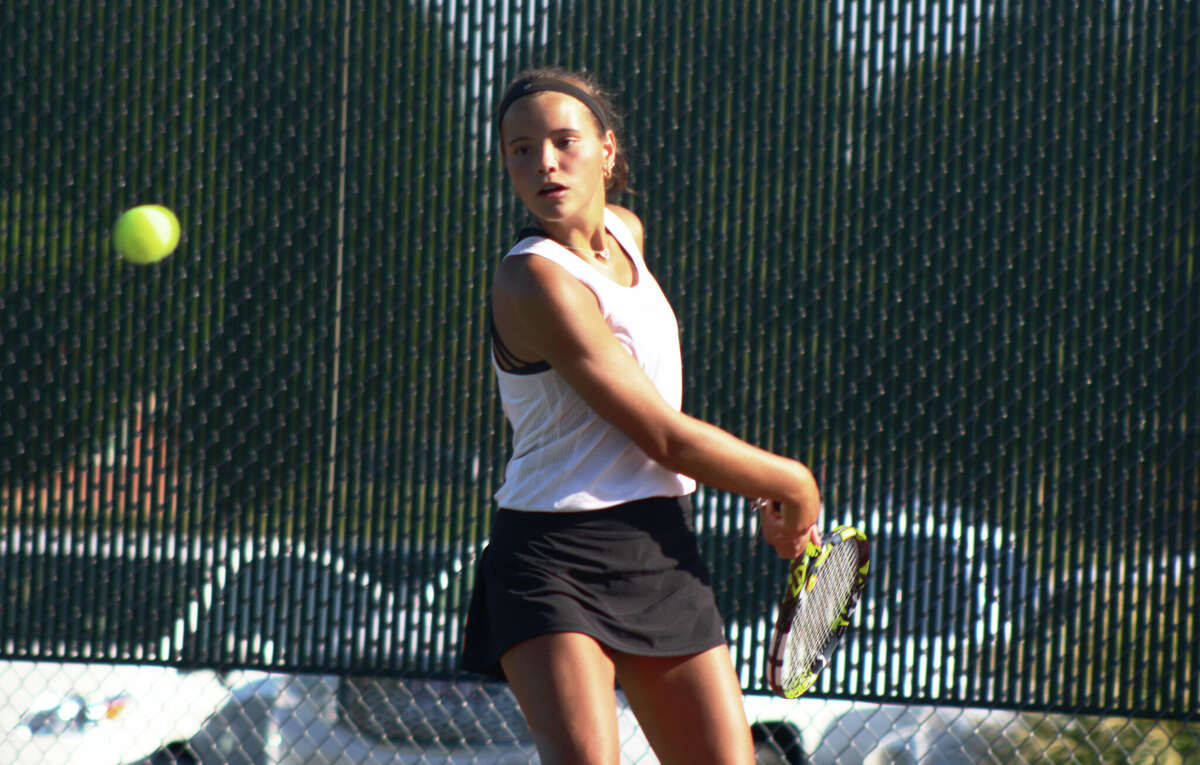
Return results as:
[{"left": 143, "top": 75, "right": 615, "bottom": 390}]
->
[
  {"left": 805, "top": 524, "right": 822, "bottom": 547},
  {"left": 770, "top": 531, "right": 806, "bottom": 560}
]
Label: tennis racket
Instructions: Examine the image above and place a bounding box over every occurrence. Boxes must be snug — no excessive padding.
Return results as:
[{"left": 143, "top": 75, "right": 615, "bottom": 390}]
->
[{"left": 764, "top": 520, "right": 869, "bottom": 698}]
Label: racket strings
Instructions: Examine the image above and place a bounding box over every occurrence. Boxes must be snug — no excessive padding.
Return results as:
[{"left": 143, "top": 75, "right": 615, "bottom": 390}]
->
[{"left": 782, "top": 543, "right": 861, "bottom": 684}]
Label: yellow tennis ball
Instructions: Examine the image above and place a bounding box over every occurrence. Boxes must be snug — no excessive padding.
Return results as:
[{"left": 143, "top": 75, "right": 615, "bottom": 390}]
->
[{"left": 113, "top": 204, "right": 180, "bottom": 264}]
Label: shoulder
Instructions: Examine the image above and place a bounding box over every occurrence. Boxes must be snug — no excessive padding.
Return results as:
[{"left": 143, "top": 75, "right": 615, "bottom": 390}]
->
[
  {"left": 492, "top": 251, "right": 605, "bottom": 360},
  {"left": 494, "top": 252, "right": 594, "bottom": 316},
  {"left": 606, "top": 204, "right": 645, "bottom": 253}
]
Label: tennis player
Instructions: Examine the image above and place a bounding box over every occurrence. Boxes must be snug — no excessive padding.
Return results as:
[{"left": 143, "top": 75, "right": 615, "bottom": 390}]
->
[{"left": 461, "top": 67, "right": 822, "bottom": 765}]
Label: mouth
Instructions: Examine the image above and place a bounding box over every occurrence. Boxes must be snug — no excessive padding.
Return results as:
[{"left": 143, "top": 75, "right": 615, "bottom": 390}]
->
[{"left": 537, "top": 182, "right": 568, "bottom": 197}]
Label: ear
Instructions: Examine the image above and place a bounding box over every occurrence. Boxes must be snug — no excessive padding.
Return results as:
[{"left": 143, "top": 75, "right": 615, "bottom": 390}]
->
[{"left": 602, "top": 129, "right": 618, "bottom": 168}]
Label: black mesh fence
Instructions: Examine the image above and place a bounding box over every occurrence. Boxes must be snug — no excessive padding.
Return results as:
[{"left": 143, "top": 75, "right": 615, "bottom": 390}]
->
[{"left": 1, "top": 0, "right": 1197, "bottom": 762}]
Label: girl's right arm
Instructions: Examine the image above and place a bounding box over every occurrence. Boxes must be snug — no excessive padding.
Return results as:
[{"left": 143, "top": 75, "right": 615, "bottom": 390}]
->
[{"left": 492, "top": 253, "right": 820, "bottom": 558}]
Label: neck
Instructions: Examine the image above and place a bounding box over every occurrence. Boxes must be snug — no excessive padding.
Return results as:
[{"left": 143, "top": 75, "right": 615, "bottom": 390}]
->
[{"left": 536, "top": 208, "right": 609, "bottom": 261}]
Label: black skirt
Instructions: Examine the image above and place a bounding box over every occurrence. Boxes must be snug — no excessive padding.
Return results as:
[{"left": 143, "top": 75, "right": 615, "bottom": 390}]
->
[{"left": 460, "top": 495, "right": 727, "bottom": 681}]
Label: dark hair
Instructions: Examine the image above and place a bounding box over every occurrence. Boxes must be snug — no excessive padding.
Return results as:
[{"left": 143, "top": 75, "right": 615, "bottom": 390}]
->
[{"left": 495, "top": 67, "right": 632, "bottom": 196}]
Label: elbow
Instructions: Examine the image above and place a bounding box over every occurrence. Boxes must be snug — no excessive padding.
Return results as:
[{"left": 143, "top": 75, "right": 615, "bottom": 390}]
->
[
  {"left": 639, "top": 435, "right": 681, "bottom": 472},
  {"left": 632, "top": 422, "right": 690, "bottom": 474},
  {"left": 651, "top": 431, "right": 711, "bottom": 478}
]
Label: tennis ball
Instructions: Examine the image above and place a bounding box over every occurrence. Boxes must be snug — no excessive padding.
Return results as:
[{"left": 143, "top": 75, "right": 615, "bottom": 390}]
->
[{"left": 113, "top": 204, "right": 180, "bottom": 264}]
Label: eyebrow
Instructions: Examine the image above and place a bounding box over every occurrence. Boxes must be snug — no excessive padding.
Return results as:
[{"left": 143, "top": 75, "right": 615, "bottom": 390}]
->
[{"left": 504, "top": 127, "right": 585, "bottom": 144}]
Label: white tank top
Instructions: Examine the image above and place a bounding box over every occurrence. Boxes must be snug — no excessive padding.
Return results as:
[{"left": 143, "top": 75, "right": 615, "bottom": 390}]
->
[{"left": 492, "top": 208, "right": 697, "bottom": 511}]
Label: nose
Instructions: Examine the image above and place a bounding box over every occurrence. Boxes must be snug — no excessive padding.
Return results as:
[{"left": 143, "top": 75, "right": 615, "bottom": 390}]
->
[{"left": 537, "top": 142, "right": 558, "bottom": 174}]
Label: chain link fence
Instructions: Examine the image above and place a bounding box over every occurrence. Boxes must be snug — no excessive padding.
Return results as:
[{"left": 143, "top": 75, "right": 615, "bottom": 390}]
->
[{"left": 2, "top": 0, "right": 1198, "bottom": 762}]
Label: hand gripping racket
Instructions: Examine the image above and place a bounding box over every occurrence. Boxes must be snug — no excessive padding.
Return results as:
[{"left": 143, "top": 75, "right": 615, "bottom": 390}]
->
[{"left": 766, "top": 524, "right": 870, "bottom": 698}]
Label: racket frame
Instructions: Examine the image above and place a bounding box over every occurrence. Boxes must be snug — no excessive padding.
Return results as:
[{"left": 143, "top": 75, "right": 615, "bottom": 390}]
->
[{"left": 766, "top": 524, "right": 870, "bottom": 698}]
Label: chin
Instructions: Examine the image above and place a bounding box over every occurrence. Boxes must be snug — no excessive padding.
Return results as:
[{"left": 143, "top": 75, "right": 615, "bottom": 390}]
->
[{"left": 527, "top": 200, "right": 575, "bottom": 223}]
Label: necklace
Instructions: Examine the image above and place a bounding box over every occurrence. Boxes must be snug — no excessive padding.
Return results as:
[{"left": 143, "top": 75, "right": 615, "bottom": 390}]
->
[{"left": 561, "top": 243, "right": 610, "bottom": 262}]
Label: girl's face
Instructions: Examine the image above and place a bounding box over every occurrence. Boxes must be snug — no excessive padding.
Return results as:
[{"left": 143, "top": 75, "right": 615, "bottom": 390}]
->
[{"left": 499, "top": 92, "right": 615, "bottom": 225}]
